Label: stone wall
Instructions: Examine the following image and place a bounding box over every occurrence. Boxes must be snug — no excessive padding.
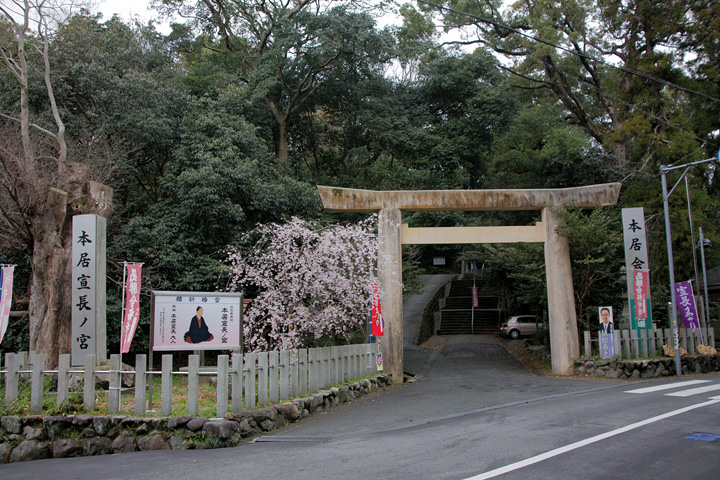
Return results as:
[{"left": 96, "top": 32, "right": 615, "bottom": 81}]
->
[
  {"left": 0, "top": 375, "right": 390, "bottom": 463},
  {"left": 575, "top": 355, "right": 720, "bottom": 380}
]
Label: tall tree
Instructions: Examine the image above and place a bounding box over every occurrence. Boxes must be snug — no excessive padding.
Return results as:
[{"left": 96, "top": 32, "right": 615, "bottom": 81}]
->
[
  {"left": 0, "top": 1, "right": 113, "bottom": 365},
  {"left": 419, "top": 0, "right": 714, "bottom": 170},
  {"left": 159, "top": 0, "right": 395, "bottom": 162}
]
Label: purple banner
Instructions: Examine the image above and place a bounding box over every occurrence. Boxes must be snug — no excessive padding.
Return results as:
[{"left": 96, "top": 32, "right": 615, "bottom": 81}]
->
[
  {"left": 674, "top": 281, "right": 700, "bottom": 329},
  {"left": 599, "top": 331, "right": 615, "bottom": 359}
]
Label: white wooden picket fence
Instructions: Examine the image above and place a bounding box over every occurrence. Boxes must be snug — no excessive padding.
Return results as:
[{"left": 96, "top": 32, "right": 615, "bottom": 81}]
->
[
  {"left": 1, "top": 344, "right": 377, "bottom": 416},
  {"left": 583, "top": 326, "right": 715, "bottom": 359}
]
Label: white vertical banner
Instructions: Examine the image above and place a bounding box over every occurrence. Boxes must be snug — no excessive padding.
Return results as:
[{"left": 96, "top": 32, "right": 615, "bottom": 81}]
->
[
  {"left": 121, "top": 264, "right": 142, "bottom": 354},
  {"left": 0, "top": 265, "right": 15, "bottom": 344},
  {"left": 621, "top": 208, "right": 652, "bottom": 330}
]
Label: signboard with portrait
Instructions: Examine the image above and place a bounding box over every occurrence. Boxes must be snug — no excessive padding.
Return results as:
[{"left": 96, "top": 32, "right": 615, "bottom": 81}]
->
[
  {"left": 152, "top": 291, "right": 243, "bottom": 351},
  {"left": 598, "top": 306, "right": 615, "bottom": 359}
]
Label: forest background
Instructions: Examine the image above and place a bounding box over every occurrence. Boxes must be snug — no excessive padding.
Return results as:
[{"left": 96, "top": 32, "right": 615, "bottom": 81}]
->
[{"left": 0, "top": 0, "right": 718, "bottom": 361}]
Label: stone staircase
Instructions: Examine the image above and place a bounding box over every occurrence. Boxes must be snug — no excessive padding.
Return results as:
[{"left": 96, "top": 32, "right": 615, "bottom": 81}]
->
[{"left": 437, "top": 278, "right": 506, "bottom": 335}]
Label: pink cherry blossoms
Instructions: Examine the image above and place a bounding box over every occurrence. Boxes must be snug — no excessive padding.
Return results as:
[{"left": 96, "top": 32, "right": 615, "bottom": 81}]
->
[{"left": 226, "top": 216, "right": 379, "bottom": 352}]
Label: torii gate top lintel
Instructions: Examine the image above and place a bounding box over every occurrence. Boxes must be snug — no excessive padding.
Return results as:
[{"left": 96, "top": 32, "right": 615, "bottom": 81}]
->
[
  {"left": 317, "top": 183, "right": 621, "bottom": 212},
  {"left": 317, "top": 182, "right": 622, "bottom": 381}
]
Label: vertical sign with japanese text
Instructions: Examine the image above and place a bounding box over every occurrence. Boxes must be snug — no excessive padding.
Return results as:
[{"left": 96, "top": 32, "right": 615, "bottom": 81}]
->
[
  {"left": 622, "top": 208, "right": 652, "bottom": 330},
  {"left": 72, "top": 215, "right": 107, "bottom": 365}
]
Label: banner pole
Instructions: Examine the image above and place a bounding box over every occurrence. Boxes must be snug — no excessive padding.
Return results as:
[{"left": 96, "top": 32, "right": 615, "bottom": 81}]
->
[{"left": 119, "top": 262, "right": 128, "bottom": 412}]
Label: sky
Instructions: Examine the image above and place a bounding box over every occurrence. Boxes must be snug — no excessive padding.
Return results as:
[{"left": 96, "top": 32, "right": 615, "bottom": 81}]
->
[
  {"left": 97, "top": 0, "right": 155, "bottom": 20},
  {"left": 96, "top": 0, "right": 172, "bottom": 32}
]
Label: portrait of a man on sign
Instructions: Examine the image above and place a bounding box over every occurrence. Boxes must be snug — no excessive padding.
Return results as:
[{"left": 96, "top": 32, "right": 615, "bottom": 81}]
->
[
  {"left": 184, "top": 306, "right": 214, "bottom": 344},
  {"left": 599, "top": 306, "right": 614, "bottom": 334}
]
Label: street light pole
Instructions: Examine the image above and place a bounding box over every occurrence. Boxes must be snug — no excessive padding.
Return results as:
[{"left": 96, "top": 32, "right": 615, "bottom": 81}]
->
[
  {"left": 660, "top": 150, "right": 720, "bottom": 377},
  {"left": 660, "top": 171, "right": 682, "bottom": 376},
  {"left": 698, "top": 227, "right": 711, "bottom": 331}
]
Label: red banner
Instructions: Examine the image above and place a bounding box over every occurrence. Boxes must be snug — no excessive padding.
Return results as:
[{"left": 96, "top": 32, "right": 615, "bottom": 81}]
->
[
  {"left": 370, "top": 283, "right": 384, "bottom": 337},
  {"left": 472, "top": 287, "right": 479, "bottom": 308},
  {"left": 633, "top": 269, "right": 649, "bottom": 320},
  {"left": 0, "top": 266, "right": 14, "bottom": 344},
  {"left": 121, "top": 264, "right": 142, "bottom": 353}
]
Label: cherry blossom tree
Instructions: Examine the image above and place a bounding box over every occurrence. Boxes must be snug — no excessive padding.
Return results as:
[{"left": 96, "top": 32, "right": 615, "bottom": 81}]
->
[{"left": 227, "top": 216, "right": 379, "bottom": 351}]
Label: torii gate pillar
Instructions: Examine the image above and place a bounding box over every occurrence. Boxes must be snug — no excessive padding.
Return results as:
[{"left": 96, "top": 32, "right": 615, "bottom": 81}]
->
[
  {"left": 377, "top": 206, "right": 404, "bottom": 382},
  {"left": 318, "top": 184, "right": 621, "bottom": 382}
]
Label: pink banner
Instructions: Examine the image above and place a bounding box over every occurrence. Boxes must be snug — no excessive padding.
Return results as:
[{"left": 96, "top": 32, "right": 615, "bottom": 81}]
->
[
  {"left": 633, "top": 269, "right": 649, "bottom": 319},
  {"left": 0, "top": 266, "right": 14, "bottom": 344},
  {"left": 121, "top": 264, "right": 142, "bottom": 353},
  {"left": 370, "top": 283, "right": 384, "bottom": 337},
  {"left": 472, "top": 287, "right": 479, "bottom": 308}
]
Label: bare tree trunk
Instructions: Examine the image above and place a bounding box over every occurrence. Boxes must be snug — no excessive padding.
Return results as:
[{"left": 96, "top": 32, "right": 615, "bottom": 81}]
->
[
  {"left": 28, "top": 188, "right": 73, "bottom": 365},
  {"left": 28, "top": 175, "right": 113, "bottom": 368},
  {"left": 266, "top": 96, "right": 290, "bottom": 163}
]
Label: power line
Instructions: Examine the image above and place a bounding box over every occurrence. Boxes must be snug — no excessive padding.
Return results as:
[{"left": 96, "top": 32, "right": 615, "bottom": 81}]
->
[
  {"left": 417, "top": 0, "right": 720, "bottom": 105},
  {"left": 529, "top": 55, "right": 719, "bottom": 151}
]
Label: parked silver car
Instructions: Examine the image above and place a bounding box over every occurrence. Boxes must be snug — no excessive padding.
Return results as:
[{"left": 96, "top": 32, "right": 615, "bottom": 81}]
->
[{"left": 500, "top": 315, "right": 545, "bottom": 339}]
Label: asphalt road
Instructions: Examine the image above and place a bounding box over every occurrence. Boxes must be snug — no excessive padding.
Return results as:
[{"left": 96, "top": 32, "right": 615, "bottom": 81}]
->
[{"left": 4, "top": 335, "right": 719, "bottom": 480}]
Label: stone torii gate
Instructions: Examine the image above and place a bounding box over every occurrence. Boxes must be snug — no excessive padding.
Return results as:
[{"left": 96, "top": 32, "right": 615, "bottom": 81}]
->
[{"left": 318, "top": 183, "right": 621, "bottom": 382}]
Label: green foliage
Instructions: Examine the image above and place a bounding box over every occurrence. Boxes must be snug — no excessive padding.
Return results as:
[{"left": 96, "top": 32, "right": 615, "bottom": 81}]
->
[
  {"left": 111, "top": 96, "right": 320, "bottom": 295},
  {"left": 552, "top": 206, "right": 625, "bottom": 327},
  {"left": 1, "top": 5, "right": 718, "bottom": 356},
  {"left": 45, "top": 393, "right": 85, "bottom": 416},
  {"left": 488, "top": 104, "right": 625, "bottom": 188}
]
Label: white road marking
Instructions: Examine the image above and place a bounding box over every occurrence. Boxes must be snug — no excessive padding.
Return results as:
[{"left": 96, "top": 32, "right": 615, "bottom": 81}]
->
[
  {"left": 665, "top": 384, "right": 720, "bottom": 397},
  {"left": 464, "top": 399, "right": 720, "bottom": 480},
  {"left": 624, "top": 380, "right": 710, "bottom": 394}
]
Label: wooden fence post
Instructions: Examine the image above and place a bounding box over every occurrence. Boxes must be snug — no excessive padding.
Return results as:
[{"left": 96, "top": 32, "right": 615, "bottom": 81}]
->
[
  {"left": 257, "top": 352, "right": 268, "bottom": 406},
  {"left": 279, "top": 349, "right": 289, "bottom": 401},
  {"left": 366, "top": 344, "right": 374, "bottom": 376},
  {"left": 290, "top": 349, "right": 299, "bottom": 398},
  {"left": 84, "top": 354, "right": 96, "bottom": 412},
  {"left": 108, "top": 354, "right": 121, "bottom": 414},
  {"left": 640, "top": 329, "right": 648, "bottom": 358},
  {"left": 307, "top": 348, "right": 317, "bottom": 393},
  {"left": 188, "top": 354, "right": 199, "bottom": 416},
  {"left": 583, "top": 331, "right": 591, "bottom": 357},
  {"left": 622, "top": 330, "right": 631, "bottom": 359},
  {"left": 688, "top": 329, "right": 696, "bottom": 354},
  {"left": 654, "top": 329, "right": 664, "bottom": 357},
  {"left": 342, "top": 347, "right": 349, "bottom": 383},
  {"left": 244, "top": 352, "right": 257, "bottom": 409},
  {"left": 5, "top": 353, "right": 19, "bottom": 406},
  {"left": 708, "top": 327, "right": 715, "bottom": 348},
  {"left": 321, "top": 347, "right": 330, "bottom": 390},
  {"left": 57, "top": 354, "right": 70, "bottom": 407},
  {"left": 30, "top": 353, "right": 45, "bottom": 413},
  {"left": 268, "top": 350, "right": 279, "bottom": 404},
  {"left": 334, "top": 346, "right": 342, "bottom": 383},
  {"left": 679, "top": 328, "right": 688, "bottom": 351},
  {"left": 298, "top": 349, "right": 307, "bottom": 396},
  {"left": 612, "top": 330, "right": 621, "bottom": 358},
  {"left": 161, "top": 354, "right": 172, "bottom": 416},
  {"left": 231, "top": 353, "right": 243, "bottom": 413},
  {"left": 135, "top": 354, "right": 146, "bottom": 416},
  {"left": 217, "top": 355, "right": 229, "bottom": 417}
]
